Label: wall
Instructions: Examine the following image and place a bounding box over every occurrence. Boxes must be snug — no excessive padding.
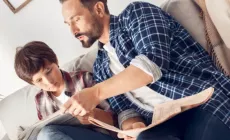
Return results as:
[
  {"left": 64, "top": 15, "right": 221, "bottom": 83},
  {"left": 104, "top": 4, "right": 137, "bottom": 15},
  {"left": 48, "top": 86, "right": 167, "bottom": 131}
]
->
[{"left": 0, "top": 0, "right": 165, "bottom": 97}]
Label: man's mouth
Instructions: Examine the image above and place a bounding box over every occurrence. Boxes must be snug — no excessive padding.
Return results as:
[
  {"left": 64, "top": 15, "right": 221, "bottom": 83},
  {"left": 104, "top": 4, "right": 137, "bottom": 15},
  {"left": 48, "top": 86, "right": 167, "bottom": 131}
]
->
[
  {"left": 75, "top": 34, "right": 84, "bottom": 41},
  {"left": 77, "top": 35, "right": 84, "bottom": 41}
]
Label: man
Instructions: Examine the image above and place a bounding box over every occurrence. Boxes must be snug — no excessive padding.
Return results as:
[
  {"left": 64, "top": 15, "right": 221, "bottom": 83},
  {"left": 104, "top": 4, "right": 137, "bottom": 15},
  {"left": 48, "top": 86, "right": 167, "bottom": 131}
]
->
[{"left": 60, "top": 0, "right": 230, "bottom": 140}]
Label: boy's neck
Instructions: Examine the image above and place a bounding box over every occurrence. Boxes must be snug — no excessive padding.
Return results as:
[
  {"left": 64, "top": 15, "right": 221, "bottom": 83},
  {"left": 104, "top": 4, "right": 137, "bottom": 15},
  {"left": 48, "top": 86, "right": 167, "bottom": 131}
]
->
[{"left": 52, "top": 78, "right": 65, "bottom": 97}]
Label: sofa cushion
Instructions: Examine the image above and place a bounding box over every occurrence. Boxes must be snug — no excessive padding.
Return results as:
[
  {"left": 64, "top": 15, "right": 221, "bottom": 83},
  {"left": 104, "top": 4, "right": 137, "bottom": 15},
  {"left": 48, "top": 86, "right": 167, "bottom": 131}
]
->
[
  {"left": 206, "top": 0, "right": 230, "bottom": 49},
  {"left": 0, "top": 86, "right": 40, "bottom": 140},
  {"left": 62, "top": 47, "right": 98, "bottom": 73},
  {"left": 0, "top": 48, "right": 97, "bottom": 140},
  {"left": 161, "top": 0, "right": 208, "bottom": 51}
]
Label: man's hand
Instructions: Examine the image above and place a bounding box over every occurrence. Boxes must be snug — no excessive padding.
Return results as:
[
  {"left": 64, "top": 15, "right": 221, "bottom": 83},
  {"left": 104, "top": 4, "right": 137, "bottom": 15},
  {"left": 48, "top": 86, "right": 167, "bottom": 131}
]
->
[
  {"left": 61, "top": 87, "right": 101, "bottom": 116},
  {"left": 118, "top": 122, "right": 146, "bottom": 140}
]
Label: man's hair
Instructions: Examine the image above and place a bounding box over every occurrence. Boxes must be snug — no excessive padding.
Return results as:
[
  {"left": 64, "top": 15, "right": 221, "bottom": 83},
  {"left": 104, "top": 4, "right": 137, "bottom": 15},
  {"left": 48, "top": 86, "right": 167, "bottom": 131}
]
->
[
  {"left": 60, "top": 0, "right": 109, "bottom": 14},
  {"left": 14, "top": 41, "right": 58, "bottom": 84}
]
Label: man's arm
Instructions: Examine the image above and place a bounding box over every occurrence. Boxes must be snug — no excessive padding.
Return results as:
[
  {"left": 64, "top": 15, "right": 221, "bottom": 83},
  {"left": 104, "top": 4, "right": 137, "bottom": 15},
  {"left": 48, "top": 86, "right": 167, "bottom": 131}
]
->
[
  {"left": 95, "top": 65, "right": 152, "bottom": 101},
  {"left": 62, "top": 66, "right": 152, "bottom": 116},
  {"left": 118, "top": 118, "right": 146, "bottom": 140}
]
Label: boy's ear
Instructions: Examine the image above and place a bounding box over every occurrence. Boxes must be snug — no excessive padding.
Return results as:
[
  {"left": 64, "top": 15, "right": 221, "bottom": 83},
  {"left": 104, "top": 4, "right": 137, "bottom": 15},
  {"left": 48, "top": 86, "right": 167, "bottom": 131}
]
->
[{"left": 30, "top": 81, "right": 35, "bottom": 85}]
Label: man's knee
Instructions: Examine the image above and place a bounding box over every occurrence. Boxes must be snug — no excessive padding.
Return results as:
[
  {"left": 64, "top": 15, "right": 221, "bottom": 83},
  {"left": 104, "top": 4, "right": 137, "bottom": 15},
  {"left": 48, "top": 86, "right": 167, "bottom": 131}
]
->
[
  {"left": 137, "top": 130, "right": 154, "bottom": 140},
  {"left": 137, "top": 130, "right": 180, "bottom": 140},
  {"left": 37, "top": 125, "right": 58, "bottom": 140}
]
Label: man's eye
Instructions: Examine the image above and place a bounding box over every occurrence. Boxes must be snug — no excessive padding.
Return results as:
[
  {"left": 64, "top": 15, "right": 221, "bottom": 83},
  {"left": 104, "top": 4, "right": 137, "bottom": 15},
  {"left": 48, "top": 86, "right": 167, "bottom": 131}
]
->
[{"left": 75, "top": 17, "right": 80, "bottom": 22}]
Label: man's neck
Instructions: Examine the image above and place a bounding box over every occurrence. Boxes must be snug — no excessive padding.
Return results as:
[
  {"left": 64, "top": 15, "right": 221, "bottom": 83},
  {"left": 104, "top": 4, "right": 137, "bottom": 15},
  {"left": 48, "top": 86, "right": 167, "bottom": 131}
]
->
[{"left": 98, "top": 15, "right": 110, "bottom": 44}]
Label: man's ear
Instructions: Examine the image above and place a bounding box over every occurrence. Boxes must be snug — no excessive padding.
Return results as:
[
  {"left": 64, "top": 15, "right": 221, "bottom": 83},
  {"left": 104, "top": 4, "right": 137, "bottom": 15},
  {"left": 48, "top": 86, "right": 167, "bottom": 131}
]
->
[{"left": 94, "top": 2, "right": 106, "bottom": 17}]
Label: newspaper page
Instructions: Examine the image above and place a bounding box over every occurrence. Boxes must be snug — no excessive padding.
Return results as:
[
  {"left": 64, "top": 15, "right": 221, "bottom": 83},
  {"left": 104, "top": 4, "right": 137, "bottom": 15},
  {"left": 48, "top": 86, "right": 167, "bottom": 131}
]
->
[{"left": 88, "top": 87, "right": 214, "bottom": 137}]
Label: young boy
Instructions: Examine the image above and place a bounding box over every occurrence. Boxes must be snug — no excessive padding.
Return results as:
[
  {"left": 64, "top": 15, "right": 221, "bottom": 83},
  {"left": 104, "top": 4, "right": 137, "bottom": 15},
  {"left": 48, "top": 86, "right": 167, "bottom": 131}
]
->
[{"left": 14, "top": 41, "right": 145, "bottom": 140}]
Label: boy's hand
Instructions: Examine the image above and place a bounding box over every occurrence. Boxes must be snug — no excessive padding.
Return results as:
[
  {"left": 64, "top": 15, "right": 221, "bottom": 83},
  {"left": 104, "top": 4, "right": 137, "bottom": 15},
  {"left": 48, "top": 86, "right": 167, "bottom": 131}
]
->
[
  {"left": 74, "top": 111, "right": 94, "bottom": 125},
  {"left": 61, "top": 87, "right": 101, "bottom": 116},
  {"left": 118, "top": 122, "right": 146, "bottom": 140}
]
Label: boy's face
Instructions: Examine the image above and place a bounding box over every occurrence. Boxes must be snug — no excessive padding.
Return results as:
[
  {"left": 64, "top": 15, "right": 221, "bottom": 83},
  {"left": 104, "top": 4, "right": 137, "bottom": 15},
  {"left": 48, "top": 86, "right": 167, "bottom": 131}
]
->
[{"left": 32, "top": 62, "right": 63, "bottom": 92}]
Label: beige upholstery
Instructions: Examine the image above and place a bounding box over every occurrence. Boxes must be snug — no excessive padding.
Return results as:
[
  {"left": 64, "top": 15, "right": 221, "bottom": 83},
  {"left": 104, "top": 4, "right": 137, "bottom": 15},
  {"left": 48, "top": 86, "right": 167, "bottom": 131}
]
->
[
  {"left": 161, "top": 0, "right": 208, "bottom": 51},
  {"left": 206, "top": 0, "right": 230, "bottom": 49}
]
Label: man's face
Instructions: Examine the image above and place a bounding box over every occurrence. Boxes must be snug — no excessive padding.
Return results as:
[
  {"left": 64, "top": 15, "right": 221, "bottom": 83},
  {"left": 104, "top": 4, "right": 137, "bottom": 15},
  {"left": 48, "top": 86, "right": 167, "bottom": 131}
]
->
[
  {"left": 62, "top": 0, "right": 103, "bottom": 48},
  {"left": 32, "top": 62, "right": 63, "bottom": 92}
]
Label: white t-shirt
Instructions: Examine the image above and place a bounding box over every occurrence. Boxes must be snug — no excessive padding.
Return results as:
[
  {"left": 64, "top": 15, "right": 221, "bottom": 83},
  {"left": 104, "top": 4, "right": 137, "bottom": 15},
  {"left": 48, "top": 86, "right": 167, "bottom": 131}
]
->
[
  {"left": 56, "top": 90, "right": 69, "bottom": 104},
  {"left": 103, "top": 42, "right": 172, "bottom": 111}
]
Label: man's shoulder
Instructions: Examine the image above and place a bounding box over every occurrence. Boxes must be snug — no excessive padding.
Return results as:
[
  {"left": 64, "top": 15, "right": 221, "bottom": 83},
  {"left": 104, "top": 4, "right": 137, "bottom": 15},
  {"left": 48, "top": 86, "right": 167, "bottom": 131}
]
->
[
  {"left": 118, "top": 1, "right": 162, "bottom": 23},
  {"left": 120, "top": 1, "right": 159, "bottom": 15}
]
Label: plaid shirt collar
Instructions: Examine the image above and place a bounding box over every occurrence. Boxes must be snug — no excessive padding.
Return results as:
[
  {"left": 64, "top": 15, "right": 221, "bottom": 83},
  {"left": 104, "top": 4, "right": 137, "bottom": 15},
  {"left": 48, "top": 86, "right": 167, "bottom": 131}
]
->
[
  {"left": 98, "top": 15, "right": 119, "bottom": 50},
  {"left": 61, "top": 70, "right": 75, "bottom": 97},
  {"left": 109, "top": 15, "right": 119, "bottom": 42}
]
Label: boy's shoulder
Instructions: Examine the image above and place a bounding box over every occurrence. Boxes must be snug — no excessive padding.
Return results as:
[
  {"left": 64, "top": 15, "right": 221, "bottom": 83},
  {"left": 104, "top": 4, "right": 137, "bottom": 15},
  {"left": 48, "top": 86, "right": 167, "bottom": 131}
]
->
[{"left": 62, "top": 70, "right": 94, "bottom": 89}]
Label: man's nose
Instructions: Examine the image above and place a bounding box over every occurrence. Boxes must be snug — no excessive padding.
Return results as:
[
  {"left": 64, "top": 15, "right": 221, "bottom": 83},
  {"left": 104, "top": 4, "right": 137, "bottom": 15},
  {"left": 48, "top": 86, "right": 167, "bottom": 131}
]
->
[{"left": 70, "top": 23, "right": 80, "bottom": 36}]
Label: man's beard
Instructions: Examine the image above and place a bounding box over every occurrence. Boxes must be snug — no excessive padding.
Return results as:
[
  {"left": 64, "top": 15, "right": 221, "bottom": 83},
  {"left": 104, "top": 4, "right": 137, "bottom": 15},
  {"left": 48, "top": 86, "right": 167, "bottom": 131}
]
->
[
  {"left": 75, "top": 16, "right": 103, "bottom": 48},
  {"left": 80, "top": 35, "right": 98, "bottom": 48}
]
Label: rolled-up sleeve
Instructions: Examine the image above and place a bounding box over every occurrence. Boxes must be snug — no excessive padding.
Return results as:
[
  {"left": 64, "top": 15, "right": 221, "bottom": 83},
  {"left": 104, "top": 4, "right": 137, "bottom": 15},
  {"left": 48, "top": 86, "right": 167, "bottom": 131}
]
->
[{"left": 130, "top": 54, "right": 162, "bottom": 83}]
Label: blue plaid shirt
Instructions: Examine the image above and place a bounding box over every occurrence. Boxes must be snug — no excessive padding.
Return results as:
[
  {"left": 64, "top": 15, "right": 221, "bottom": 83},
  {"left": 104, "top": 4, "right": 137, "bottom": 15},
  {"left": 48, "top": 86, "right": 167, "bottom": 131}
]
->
[{"left": 93, "top": 2, "right": 230, "bottom": 127}]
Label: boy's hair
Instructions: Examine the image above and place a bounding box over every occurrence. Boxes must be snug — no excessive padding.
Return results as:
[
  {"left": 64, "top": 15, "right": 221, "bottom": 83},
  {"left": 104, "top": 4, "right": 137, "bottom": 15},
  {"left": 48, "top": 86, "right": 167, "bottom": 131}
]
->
[
  {"left": 14, "top": 41, "right": 58, "bottom": 84},
  {"left": 59, "top": 0, "right": 110, "bottom": 14}
]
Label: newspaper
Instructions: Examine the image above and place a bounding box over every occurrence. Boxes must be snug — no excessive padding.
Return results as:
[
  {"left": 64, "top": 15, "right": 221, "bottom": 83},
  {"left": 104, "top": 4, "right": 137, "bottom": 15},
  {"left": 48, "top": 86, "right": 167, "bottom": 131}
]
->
[
  {"left": 19, "top": 87, "right": 214, "bottom": 139},
  {"left": 18, "top": 111, "right": 84, "bottom": 140},
  {"left": 88, "top": 87, "right": 214, "bottom": 137}
]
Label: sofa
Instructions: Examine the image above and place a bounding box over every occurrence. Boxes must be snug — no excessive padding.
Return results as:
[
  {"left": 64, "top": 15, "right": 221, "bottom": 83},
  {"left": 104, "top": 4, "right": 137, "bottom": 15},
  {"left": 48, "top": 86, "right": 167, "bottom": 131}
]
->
[{"left": 0, "top": 0, "right": 214, "bottom": 139}]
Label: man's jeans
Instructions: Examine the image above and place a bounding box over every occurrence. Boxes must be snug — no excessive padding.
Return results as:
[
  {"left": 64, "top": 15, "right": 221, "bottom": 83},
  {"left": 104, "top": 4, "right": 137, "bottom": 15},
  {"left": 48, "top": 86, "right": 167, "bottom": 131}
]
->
[
  {"left": 137, "top": 107, "right": 230, "bottom": 140},
  {"left": 37, "top": 125, "right": 115, "bottom": 140}
]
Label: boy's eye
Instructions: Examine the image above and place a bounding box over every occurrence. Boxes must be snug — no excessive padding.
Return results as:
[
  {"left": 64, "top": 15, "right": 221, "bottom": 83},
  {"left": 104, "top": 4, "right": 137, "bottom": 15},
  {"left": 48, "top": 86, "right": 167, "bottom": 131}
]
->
[
  {"left": 47, "top": 68, "right": 52, "bottom": 74},
  {"left": 37, "top": 78, "right": 42, "bottom": 83}
]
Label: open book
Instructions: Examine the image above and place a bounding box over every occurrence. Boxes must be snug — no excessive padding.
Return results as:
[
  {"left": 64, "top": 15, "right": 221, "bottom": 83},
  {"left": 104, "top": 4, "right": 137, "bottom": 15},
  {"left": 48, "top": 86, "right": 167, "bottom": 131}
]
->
[
  {"left": 18, "top": 87, "right": 213, "bottom": 140},
  {"left": 88, "top": 87, "right": 214, "bottom": 137}
]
